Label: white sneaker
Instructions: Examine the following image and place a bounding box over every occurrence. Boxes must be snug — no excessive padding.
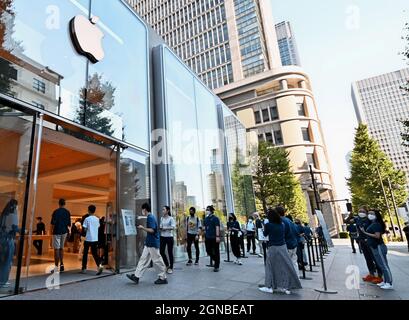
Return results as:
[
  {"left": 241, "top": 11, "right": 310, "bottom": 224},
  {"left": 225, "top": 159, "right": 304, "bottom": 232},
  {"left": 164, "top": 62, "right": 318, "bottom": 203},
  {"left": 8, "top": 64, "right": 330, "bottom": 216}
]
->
[
  {"left": 376, "top": 282, "right": 385, "bottom": 287},
  {"left": 257, "top": 253, "right": 263, "bottom": 258},
  {"left": 380, "top": 283, "right": 393, "bottom": 290},
  {"left": 284, "top": 289, "right": 291, "bottom": 295},
  {"left": 166, "top": 268, "right": 173, "bottom": 274},
  {"left": 237, "top": 260, "right": 243, "bottom": 265},
  {"left": 258, "top": 287, "right": 273, "bottom": 294}
]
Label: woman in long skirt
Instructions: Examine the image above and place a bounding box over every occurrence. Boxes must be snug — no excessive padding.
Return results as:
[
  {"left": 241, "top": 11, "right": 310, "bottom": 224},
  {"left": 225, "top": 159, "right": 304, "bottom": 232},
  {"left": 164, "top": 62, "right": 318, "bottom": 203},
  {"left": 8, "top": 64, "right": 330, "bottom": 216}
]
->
[{"left": 259, "top": 208, "right": 302, "bottom": 295}]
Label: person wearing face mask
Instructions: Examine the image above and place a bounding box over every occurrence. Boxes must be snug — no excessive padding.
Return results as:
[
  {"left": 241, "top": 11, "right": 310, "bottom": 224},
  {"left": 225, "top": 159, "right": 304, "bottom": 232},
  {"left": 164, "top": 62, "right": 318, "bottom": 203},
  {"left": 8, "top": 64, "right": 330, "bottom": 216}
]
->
[
  {"left": 355, "top": 207, "right": 383, "bottom": 284},
  {"left": 185, "top": 207, "right": 202, "bottom": 266},
  {"left": 227, "top": 213, "right": 242, "bottom": 265},
  {"left": 204, "top": 205, "right": 221, "bottom": 272},
  {"left": 246, "top": 216, "right": 256, "bottom": 255},
  {"left": 360, "top": 210, "right": 393, "bottom": 290},
  {"left": 159, "top": 206, "right": 176, "bottom": 274}
]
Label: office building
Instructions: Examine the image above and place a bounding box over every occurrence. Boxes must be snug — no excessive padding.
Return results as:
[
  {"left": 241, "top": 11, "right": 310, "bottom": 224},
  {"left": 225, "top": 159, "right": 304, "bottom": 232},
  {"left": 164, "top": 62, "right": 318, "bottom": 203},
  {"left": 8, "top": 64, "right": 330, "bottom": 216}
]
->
[
  {"left": 129, "top": 0, "right": 282, "bottom": 89},
  {"left": 275, "top": 21, "right": 301, "bottom": 66},
  {"left": 352, "top": 68, "right": 409, "bottom": 191}
]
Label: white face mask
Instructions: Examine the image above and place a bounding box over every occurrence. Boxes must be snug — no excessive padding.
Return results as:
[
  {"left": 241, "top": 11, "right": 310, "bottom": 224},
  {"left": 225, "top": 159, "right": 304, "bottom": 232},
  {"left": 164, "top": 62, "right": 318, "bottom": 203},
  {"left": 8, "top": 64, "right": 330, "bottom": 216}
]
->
[
  {"left": 206, "top": 210, "right": 211, "bottom": 216},
  {"left": 368, "top": 214, "right": 376, "bottom": 221},
  {"left": 358, "top": 212, "right": 367, "bottom": 218}
]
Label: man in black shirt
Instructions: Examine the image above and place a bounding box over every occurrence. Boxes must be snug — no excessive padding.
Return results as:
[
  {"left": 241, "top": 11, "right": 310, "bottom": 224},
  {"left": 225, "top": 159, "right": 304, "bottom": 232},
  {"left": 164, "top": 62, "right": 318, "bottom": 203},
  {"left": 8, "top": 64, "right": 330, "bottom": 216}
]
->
[
  {"left": 51, "top": 199, "right": 71, "bottom": 272},
  {"left": 33, "top": 217, "right": 46, "bottom": 255}
]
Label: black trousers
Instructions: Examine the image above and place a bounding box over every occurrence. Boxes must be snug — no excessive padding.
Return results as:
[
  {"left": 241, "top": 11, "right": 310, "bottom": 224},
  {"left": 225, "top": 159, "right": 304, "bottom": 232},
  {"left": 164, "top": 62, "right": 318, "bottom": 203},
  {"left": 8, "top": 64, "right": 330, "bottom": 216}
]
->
[
  {"left": 186, "top": 233, "right": 200, "bottom": 262},
  {"left": 230, "top": 235, "right": 241, "bottom": 259},
  {"left": 350, "top": 237, "right": 357, "bottom": 253},
  {"left": 359, "top": 239, "right": 382, "bottom": 276},
  {"left": 33, "top": 240, "right": 43, "bottom": 255},
  {"left": 82, "top": 241, "right": 101, "bottom": 270},
  {"left": 296, "top": 242, "right": 305, "bottom": 265},
  {"left": 205, "top": 238, "right": 220, "bottom": 268},
  {"left": 246, "top": 232, "right": 256, "bottom": 253},
  {"left": 239, "top": 236, "right": 245, "bottom": 256},
  {"left": 160, "top": 236, "right": 174, "bottom": 269}
]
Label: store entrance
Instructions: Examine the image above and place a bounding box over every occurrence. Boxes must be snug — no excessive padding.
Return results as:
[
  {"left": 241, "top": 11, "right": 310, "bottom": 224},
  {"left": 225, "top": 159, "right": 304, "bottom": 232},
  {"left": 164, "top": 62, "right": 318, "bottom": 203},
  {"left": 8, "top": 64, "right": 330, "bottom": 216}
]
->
[{"left": 23, "top": 124, "right": 117, "bottom": 292}]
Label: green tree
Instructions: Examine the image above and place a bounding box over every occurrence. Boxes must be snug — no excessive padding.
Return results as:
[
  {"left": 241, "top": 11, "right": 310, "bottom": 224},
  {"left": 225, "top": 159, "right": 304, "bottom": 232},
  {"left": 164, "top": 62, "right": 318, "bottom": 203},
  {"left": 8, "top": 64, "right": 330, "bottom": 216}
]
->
[
  {"left": 252, "top": 141, "right": 307, "bottom": 220},
  {"left": 348, "top": 124, "right": 407, "bottom": 214}
]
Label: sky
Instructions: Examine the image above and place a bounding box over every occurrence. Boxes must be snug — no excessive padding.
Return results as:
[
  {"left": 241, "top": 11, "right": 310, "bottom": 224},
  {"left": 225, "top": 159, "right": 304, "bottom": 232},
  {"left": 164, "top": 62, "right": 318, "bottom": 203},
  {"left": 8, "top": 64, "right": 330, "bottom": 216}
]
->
[{"left": 270, "top": 0, "right": 409, "bottom": 201}]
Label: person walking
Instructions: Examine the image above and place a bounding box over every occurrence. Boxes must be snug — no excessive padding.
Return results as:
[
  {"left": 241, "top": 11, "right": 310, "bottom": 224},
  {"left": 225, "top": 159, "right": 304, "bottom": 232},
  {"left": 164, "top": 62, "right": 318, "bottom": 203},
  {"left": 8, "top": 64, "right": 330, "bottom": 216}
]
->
[
  {"left": 276, "top": 206, "right": 300, "bottom": 277},
  {"left": 204, "top": 205, "right": 221, "bottom": 272},
  {"left": 227, "top": 213, "right": 242, "bottom": 265},
  {"left": 186, "top": 207, "right": 202, "bottom": 266},
  {"left": 403, "top": 222, "right": 409, "bottom": 252},
  {"left": 294, "top": 219, "right": 307, "bottom": 269},
  {"left": 50, "top": 199, "right": 71, "bottom": 273},
  {"left": 159, "top": 206, "right": 176, "bottom": 274},
  {"left": 127, "top": 203, "right": 167, "bottom": 285},
  {"left": 360, "top": 210, "right": 393, "bottom": 290},
  {"left": 71, "top": 218, "right": 82, "bottom": 254},
  {"left": 355, "top": 207, "right": 383, "bottom": 284},
  {"left": 81, "top": 205, "right": 104, "bottom": 275},
  {"left": 33, "top": 217, "right": 46, "bottom": 255},
  {"left": 259, "top": 208, "right": 302, "bottom": 295},
  {"left": 245, "top": 216, "right": 256, "bottom": 255}
]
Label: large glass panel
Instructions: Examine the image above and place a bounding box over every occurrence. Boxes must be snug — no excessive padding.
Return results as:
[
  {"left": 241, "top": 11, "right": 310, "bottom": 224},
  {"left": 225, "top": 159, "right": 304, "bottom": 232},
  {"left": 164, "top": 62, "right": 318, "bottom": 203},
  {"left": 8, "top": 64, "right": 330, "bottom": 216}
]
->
[
  {"left": 119, "top": 148, "right": 150, "bottom": 269},
  {"left": 89, "top": 1, "right": 150, "bottom": 150},
  {"left": 0, "top": 0, "right": 89, "bottom": 118},
  {"left": 195, "top": 79, "right": 227, "bottom": 218},
  {"left": 163, "top": 49, "right": 204, "bottom": 259},
  {"left": 0, "top": 108, "right": 34, "bottom": 297},
  {"left": 0, "top": 0, "right": 150, "bottom": 150},
  {"left": 222, "top": 104, "right": 256, "bottom": 222}
]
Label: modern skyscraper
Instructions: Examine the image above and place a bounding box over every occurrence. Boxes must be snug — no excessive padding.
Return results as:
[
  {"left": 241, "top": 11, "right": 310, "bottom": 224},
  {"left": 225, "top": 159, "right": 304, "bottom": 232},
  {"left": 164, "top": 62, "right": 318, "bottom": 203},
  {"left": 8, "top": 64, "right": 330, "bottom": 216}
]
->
[
  {"left": 352, "top": 68, "right": 409, "bottom": 191},
  {"left": 128, "top": 0, "right": 282, "bottom": 89},
  {"left": 129, "top": 0, "right": 341, "bottom": 234},
  {"left": 275, "top": 21, "right": 301, "bottom": 66}
]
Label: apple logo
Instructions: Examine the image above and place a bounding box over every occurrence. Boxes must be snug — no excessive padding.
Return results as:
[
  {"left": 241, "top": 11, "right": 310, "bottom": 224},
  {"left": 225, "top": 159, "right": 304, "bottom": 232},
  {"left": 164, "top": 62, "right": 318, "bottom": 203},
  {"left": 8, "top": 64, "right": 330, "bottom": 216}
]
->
[{"left": 70, "top": 15, "right": 105, "bottom": 64}]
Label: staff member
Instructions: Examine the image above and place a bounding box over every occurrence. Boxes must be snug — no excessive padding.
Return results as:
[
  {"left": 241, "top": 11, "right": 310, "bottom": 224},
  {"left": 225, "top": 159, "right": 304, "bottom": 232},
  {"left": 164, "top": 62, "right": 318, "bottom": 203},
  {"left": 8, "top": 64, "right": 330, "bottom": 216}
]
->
[{"left": 204, "top": 205, "right": 221, "bottom": 272}]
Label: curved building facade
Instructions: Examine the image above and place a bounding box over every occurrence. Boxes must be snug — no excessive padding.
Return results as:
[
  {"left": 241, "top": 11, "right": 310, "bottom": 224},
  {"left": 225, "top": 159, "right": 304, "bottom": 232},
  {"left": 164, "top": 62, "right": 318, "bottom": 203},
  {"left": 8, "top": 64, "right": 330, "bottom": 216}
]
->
[{"left": 215, "top": 66, "right": 342, "bottom": 234}]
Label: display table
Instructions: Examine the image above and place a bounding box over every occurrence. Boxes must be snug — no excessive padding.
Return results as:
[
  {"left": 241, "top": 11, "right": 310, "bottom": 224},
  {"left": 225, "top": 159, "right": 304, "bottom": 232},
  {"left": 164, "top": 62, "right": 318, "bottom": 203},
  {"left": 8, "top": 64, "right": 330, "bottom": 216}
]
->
[{"left": 16, "top": 235, "right": 52, "bottom": 266}]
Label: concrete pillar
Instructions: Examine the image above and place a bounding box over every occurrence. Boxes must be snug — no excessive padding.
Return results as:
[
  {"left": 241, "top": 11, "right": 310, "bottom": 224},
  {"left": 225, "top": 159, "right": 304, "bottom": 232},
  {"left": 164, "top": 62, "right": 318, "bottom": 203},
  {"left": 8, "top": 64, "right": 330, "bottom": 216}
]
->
[{"left": 280, "top": 79, "right": 288, "bottom": 90}]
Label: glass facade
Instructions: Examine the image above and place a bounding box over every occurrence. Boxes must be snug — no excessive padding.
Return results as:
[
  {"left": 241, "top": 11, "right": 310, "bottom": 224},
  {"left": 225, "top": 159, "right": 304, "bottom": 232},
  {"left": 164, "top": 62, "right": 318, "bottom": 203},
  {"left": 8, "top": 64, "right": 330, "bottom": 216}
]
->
[{"left": 0, "top": 0, "right": 150, "bottom": 150}]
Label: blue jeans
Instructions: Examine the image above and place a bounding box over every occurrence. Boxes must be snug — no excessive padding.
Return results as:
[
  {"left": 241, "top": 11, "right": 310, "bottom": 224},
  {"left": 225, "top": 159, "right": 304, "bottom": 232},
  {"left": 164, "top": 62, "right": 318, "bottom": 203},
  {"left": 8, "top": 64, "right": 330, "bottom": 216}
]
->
[
  {"left": 370, "top": 244, "right": 392, "bottom": 284},
  {"left": 0, "top": 238, "right": 15, "bottom": 285}
]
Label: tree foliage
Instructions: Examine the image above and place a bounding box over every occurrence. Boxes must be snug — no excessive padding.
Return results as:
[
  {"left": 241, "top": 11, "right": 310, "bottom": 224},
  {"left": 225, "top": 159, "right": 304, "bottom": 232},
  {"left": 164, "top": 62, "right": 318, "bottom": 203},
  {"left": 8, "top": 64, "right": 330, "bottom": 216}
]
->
[
  {"left": 348, "top": 124, "right": 407, "bottom": 215},
  {"left": 252, "top": 141, "right": 308, "bottom": 221}
]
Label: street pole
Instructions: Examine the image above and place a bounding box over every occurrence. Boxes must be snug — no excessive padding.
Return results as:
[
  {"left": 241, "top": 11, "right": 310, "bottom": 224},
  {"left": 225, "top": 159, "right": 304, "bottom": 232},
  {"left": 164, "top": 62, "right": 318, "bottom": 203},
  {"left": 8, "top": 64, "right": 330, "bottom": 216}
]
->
[
  {"left": 376, "top": 165, "right": 396, "bottom": 238},
  {"left": 309, "top": 166, "right": 337, "bottom": 294},
  {"left": 387, "top": 177, "right": 404, "bottom": 241}
]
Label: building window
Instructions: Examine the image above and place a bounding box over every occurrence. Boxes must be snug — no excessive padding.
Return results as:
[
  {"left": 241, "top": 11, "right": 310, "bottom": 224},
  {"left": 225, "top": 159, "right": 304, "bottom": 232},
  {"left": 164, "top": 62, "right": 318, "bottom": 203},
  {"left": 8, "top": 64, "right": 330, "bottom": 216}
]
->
[
  {"left": 254, "top": 110, "right": 261, "bottom": 124},
  {"left": 262, "top": 109, "right": 269, "bottom": 122},
  {"left": 274, "top": 129, "right": 283, "bottom": 145},
  {"left": 265, "top": 132, "right": 273, "bottom": 143},
  {"left": 297, "top": 103, "right": 306, "bottom": 116},
  {"left": 258, "top": 133, "right": 264, "bottom": 142},
  {"left": 307, "top": 153, "right": 317, "bottom": 169},
  {"left": 270, "top": 105, "right": 278, "bottom": 120},
  {"left": 33, "top": 78, "right": 46, "bottom": 93},
  {"left": 302, "top": 127, "right": 311, "bottom": 142}
]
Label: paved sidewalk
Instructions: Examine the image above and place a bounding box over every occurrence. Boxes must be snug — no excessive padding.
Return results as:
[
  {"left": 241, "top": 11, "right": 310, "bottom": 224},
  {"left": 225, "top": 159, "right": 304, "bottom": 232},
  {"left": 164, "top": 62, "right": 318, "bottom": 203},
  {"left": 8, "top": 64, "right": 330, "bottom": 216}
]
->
[{"left": 5, "top": 239, "right": 409, "bottom": 300}]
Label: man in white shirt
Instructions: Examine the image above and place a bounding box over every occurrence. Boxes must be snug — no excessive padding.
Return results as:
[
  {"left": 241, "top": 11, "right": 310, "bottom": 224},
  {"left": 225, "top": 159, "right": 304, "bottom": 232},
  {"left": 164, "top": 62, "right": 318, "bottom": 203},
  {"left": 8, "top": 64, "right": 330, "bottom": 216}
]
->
[
  {"left": 246, "top": 216, "right": 256, "bottom": 255},
  {"left": 81, "top": 205, "right": 103, "bottom": 275}
]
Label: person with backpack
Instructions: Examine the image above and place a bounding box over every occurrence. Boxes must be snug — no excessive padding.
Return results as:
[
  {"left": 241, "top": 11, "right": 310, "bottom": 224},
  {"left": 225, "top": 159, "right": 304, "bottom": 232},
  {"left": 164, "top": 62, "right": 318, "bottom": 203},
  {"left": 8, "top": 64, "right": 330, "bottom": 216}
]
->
[
  {"left": 360, "top": 210, "right": 393, "bottom": 290},
  {"left": 186, "top": 207, "right": 202, "bottom": 266},
  {"left": 159, "top": 206, "right": 176, "bottom": 274}
]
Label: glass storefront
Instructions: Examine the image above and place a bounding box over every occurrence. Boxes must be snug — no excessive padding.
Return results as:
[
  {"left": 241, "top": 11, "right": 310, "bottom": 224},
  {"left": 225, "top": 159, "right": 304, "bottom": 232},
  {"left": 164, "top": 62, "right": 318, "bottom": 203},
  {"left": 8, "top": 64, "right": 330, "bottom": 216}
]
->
[
  {"left": 0, "top": 0, "right": 149, "bottom": 150},
  {"left": 0, "top": 0, "right": 152, "bottom": 297}
]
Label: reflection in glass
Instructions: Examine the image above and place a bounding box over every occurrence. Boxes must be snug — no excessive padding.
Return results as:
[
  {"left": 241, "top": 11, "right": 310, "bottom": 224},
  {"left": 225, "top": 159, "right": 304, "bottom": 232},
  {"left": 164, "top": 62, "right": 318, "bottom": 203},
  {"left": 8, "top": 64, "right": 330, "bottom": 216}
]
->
[
  {"left": 119, "top": 149, "right": 150, "bottom": 269},
  {"left": 0, "top": 109, "right": 33, "bottom": 297},
  {"left": 222, "top": 105, "right": 256, "bottom": 218}
]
